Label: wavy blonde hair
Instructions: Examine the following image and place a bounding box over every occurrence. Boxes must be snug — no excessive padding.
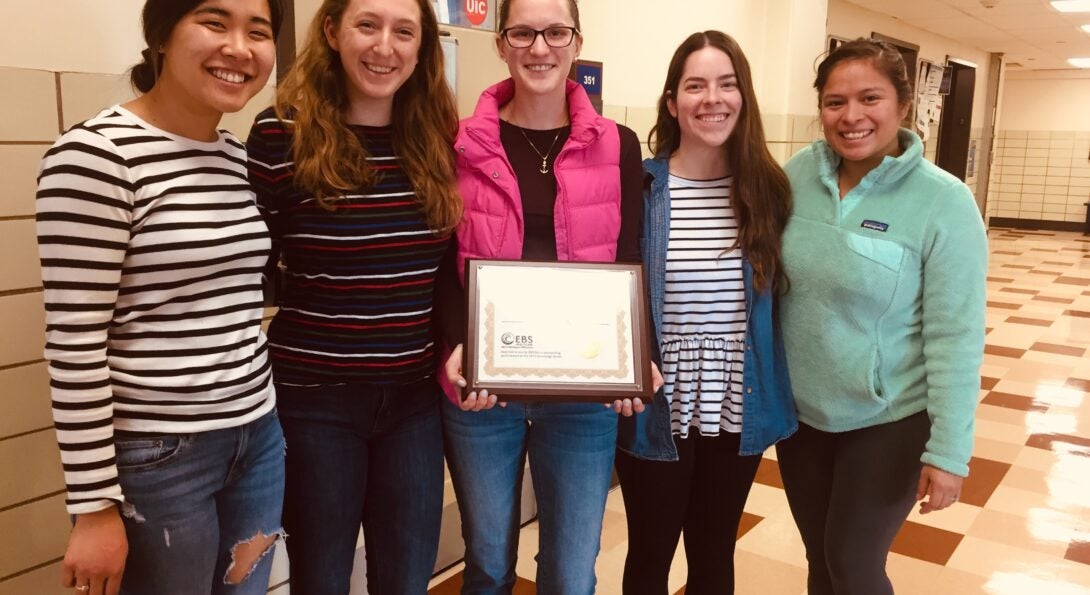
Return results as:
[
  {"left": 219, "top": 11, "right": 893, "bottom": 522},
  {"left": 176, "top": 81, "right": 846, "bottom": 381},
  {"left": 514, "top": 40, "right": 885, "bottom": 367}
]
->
[{"left": 274, "top": 0, "right": 461, "bottom": 233}]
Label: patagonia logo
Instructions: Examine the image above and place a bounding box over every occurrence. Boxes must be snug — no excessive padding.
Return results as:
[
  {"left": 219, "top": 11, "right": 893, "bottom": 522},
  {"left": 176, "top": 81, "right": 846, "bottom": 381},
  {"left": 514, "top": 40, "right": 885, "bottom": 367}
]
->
[{"left": 861, "top": 220, "right": 889, "bottom": 232}]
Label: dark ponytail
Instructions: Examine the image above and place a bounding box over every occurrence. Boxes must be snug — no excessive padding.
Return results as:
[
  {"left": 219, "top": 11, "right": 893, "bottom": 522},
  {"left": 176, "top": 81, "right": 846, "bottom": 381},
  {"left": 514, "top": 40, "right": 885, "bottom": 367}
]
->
[
  {"left": 129, "top": 0, "right": 284, "bottom": 94},
  {"left": 130, "top": 48, "right": 160, "bottom": 93}
]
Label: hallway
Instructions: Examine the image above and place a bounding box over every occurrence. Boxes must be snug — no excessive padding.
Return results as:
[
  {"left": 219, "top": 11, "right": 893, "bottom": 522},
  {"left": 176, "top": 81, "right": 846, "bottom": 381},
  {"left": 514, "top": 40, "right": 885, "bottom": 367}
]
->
[{"left": 429, "top": 228, "right": 1090, "bottom": 594}]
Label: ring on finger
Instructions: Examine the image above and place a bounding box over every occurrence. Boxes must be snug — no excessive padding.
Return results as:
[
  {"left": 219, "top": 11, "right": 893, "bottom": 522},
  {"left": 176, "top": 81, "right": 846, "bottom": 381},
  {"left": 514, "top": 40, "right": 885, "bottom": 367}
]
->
[{"left": 75, "top": 586, "right": 90, "bottom": 592}]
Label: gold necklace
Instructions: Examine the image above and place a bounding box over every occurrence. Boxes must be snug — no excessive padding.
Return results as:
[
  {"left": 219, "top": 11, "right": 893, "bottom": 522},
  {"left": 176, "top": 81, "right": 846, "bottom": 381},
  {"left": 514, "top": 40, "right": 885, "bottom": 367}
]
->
[{"left": 518, "top": 126, "right": 562, "bottom": 174}]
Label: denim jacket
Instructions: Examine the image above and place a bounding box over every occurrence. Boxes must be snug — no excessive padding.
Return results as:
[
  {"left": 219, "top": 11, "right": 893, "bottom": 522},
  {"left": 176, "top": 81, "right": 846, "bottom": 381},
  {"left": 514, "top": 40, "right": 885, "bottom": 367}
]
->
[{"left": 616, "top": 156, "right": 798, "bottom": 460}]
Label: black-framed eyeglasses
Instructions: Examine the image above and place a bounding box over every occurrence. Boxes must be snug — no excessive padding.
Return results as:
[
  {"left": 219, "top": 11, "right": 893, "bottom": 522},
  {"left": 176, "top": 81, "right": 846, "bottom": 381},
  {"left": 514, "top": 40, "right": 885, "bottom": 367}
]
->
[{"left": 500, "top": 26, "right": 579, "bottom": 48}]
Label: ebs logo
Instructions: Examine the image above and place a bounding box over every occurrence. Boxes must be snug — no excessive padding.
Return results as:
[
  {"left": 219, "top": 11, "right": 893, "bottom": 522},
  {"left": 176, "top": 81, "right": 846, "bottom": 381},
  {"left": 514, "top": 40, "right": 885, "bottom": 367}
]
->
[{"left": 501, "top": 332, "right": 533, "bottom": 346}]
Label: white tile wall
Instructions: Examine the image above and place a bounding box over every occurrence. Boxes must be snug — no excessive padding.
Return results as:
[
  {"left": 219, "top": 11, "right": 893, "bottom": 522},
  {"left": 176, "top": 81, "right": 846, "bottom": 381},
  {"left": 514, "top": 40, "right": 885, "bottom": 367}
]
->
[{"left": 990, "top": 129, "right": 1090, "bottom": 224}]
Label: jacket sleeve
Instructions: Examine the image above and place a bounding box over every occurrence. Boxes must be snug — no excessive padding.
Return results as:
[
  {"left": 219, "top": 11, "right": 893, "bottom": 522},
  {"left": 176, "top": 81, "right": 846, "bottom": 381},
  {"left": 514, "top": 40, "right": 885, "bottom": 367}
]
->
[
  {"left": 918, "top": 181, "right": 988, "bottom": 477},
  {"left": 615, "top": 124, "right": 644, "bottom": 264}
]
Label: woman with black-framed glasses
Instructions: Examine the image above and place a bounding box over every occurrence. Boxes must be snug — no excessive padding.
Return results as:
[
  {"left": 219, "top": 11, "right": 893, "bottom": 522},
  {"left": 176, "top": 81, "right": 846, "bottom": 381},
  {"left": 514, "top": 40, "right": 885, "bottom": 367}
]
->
[{"left": 435, "top": 0, "right": 653, "bottom": 593}]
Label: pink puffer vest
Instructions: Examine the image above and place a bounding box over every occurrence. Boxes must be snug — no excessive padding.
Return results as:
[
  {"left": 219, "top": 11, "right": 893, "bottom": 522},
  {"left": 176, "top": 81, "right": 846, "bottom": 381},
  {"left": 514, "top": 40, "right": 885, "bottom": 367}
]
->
[
  {"left": 441, "top": 79, "right": 623, "bottom": 404},
  {"left": 453, "top": 78, "right": 622, "bottom": 276}
]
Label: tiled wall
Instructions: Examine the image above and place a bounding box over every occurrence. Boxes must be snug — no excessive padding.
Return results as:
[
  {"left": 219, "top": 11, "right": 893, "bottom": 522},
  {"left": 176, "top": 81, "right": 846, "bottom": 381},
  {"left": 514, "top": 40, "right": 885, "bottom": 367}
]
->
[
  {"left": 0, "top": 65, "right": 282, "bottom": 595},
  {"left": 988, "top": 130, "right": 1090, "bottom": 226}
]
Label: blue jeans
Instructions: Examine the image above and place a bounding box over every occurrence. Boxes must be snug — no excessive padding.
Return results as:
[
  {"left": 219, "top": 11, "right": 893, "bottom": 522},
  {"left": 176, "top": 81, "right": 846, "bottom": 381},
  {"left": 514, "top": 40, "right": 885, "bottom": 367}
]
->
[
  {"left": 116, "top": 409, "right": 285, "bottom": 595},
  {"left": 442, "top": 399, "right": 618, "bottom": 595},
  {"left": 277, "top": 379, "right": 445, "bottom": 595}
]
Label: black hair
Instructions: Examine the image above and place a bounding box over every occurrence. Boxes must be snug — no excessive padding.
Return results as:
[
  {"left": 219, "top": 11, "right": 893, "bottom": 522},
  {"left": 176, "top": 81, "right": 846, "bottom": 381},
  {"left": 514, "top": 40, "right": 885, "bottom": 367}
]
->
[{"left": 131, "top": 0, "right": 283, "bottom": 93}]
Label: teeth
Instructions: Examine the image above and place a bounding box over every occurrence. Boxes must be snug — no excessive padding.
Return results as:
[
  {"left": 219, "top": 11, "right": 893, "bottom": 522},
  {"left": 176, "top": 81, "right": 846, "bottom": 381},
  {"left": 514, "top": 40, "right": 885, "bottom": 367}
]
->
[
  {"left": 366, "top": 63, "right": 394, "bottom": 74},
  {"left": 842, "top": 130, "right": 871, "bottom": 140},
  {"left": 527, "top": 65, "right": 552, "bottom": 71},
  {"left": 210, "top": 69, "right": 246, "bottom": 84},
  {"left": 697, "top": 115, "right": 727, "bottom": 122}
]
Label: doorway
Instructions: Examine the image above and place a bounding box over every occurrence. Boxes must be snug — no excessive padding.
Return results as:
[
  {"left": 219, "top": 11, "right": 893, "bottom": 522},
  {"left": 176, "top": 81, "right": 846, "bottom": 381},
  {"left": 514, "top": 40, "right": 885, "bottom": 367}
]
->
[{"left": 936, "top": 59, "right": 977, "bottom": 181}]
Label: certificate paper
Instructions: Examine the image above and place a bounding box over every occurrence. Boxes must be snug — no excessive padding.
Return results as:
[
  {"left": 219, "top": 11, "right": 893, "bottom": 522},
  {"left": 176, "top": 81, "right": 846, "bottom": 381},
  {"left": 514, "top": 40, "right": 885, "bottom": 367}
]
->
[{"left": 465, "top": 260, "right": 653, "bottom": 401}]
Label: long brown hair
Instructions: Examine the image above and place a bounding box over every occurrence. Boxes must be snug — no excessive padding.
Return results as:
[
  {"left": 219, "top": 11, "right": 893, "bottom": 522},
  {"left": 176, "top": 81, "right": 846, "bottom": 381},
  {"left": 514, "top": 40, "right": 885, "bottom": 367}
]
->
[
  {"left": 649, "top": 30, "right": 791, "bottom": 293},
  {"left": 274, "top": 0, "right": 461, "bottom": 232}
]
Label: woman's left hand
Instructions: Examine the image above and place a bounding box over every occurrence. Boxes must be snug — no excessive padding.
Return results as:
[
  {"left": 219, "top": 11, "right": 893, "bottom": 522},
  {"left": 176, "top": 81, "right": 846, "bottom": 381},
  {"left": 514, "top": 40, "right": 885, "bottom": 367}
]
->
[
  {"left": 606, "top": 363, "right": 663, "bottom": 417},
  {"left": 916, "top": 464, "right": 964, "bottom": 514}
]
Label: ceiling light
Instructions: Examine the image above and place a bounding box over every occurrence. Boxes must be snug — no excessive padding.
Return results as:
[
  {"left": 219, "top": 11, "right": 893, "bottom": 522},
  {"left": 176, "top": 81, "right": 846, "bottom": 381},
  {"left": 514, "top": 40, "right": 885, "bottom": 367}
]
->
[
  {"left": 1052, "top": 1, "right": 1090, "bottom": 12},
  {"left": 1082, "top": 24, "right": 1090, "bottom": 33},
  {"left": 1068, "top": 57, "right": 1090, "bottom": 67}
]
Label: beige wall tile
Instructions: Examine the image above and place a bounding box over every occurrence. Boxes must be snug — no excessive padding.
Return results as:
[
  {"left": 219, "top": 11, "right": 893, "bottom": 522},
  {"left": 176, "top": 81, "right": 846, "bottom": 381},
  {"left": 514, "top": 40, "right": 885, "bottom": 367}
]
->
[
  {"left": 0, "top": 362, "right": 52, "bottom": 439},
  {"left": 58, "top": 72, "right": 133, "bottom": 130},
  {"left": 0, "top": 292, "right": 46, "bottom": 367},
  {"left": 602, "top": 104, "right": 627, "bottom": 127},
  {"left": 0, "top": 560, "right": 64, "bottom": 595},
  {"left": 0, "top": 430, "right": 63, "bottom": 510},
  {"left": 0, "top": 494, "right": 68, "bottom": 579},
  {"left": 624, "top": 106, "right": 657, "bottom": 148},
  {"left": 0, "top": 68, "right": 58, "bottom": 141},
  {"left": 761, "top": 113, "right": 791, "bottom": 143},
  {"left": 0, "top": 145, "right": 48, "bottom": 218},
  {"left": 791, "top": 114, "right": 819, "bottom": 142},
  {"left": 0, "top": 220, "right": 42, "bottom": 292}
]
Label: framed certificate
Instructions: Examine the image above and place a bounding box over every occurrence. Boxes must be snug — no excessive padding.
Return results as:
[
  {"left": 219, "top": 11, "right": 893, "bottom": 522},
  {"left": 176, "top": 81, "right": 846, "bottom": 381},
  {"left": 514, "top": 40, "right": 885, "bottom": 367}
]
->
[{"left": 464, "top": 259, "right": 654, "bottom": 401}]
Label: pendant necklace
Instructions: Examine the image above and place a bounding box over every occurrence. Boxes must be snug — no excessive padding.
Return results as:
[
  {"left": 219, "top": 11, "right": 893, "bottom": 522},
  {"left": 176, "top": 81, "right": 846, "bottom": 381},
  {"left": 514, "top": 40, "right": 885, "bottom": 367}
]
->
[{"left": 519, "top": 126, "right": 562, "bottom": 174}]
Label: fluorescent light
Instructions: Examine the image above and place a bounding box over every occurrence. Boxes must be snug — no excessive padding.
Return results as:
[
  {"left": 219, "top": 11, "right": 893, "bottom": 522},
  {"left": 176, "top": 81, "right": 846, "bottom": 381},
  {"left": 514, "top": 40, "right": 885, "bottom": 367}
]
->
[
  {"left": 1052, "top": 1, "right": 1090, "bottom": 13},
  {"left": 1068, "top": 57, "right": 1090, "bottom": 67},
  {"left": 1082, "top": 24, "right": 1090, "bottom": 33}
]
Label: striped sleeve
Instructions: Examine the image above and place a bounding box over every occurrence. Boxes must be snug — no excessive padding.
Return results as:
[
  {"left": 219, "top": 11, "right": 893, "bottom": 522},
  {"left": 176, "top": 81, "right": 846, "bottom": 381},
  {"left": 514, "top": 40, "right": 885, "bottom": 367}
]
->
[
  {"left": 36, "top": 126, "right": 134, "bottom": 514},
  {"left": 246, "top": 110, "right": 290, "bottom": 305}
]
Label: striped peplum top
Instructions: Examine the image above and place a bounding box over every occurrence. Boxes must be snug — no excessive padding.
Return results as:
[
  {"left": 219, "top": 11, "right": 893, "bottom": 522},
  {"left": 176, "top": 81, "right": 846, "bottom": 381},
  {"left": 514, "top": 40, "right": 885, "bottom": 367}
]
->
[
  {"left": 35, "top": 106, "right": 276, "bottom": 514},
  {"left": 246, "top": 107, "right": 451, "bottom": 387}
]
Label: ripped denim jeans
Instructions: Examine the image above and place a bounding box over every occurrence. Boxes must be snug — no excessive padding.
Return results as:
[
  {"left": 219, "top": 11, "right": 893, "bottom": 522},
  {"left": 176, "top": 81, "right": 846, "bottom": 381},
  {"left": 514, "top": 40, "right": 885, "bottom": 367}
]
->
[{"left": 114, "top": 409, "right": 286, "bottom": 595}]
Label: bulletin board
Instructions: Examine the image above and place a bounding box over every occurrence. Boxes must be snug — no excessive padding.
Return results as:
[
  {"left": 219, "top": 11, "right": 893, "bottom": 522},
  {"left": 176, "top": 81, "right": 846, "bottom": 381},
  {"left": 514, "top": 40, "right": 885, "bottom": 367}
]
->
[{"left": 915, "top": 60, "right": 944, "bottom": 142}]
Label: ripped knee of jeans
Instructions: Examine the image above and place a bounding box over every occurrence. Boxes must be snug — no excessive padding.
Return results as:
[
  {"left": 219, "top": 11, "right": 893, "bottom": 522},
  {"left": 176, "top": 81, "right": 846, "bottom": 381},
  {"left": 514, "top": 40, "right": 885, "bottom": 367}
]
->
[{"left": 223, "top": 528, "right": 286, "bottom": 585}]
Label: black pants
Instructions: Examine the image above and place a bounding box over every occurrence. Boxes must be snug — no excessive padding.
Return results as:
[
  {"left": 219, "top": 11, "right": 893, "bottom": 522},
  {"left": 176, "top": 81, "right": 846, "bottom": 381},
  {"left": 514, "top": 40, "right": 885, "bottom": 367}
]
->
[
  {"left": 615, "top": 432, "right": 762, "bottom": 595},
  {"left": 775, "top": 411, "right": 930, "bottom": 595}
]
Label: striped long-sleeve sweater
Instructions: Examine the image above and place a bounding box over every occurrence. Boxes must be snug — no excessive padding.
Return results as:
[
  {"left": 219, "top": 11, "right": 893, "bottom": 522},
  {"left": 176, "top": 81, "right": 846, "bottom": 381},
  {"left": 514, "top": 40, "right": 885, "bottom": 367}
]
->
[
  {"left": 245, "top": 107, "right": 451, "bottom": 387},
  {"left": 35, "top": 106, "right": 276, "bottom": 515}
]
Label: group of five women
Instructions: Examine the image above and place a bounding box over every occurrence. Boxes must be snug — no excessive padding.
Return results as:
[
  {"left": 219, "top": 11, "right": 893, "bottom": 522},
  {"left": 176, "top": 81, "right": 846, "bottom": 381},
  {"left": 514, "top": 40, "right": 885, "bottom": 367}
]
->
[{"left": 35, "top": 0, "right": 988, "bottom": 594}]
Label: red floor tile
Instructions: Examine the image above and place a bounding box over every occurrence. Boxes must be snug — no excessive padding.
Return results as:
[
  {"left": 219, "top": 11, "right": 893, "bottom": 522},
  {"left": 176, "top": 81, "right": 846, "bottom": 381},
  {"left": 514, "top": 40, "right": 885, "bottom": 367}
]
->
[
  {"left": 1032, "top": 295, "right": 1074, "bottom": 304},
  {"left": 891, "top": 521, "right": 963, "bottom": 565},
  {"left": 1066, "top": 540, "right": 1090, "bottom": 566},
  {"left": 1006, "top": 316, "right": 1054, "bottom": 327},
  {"left": 980, "top": 376, "right": 1000, "bottom": 391},
  {"left": 754, "top": 458, "right": 783, "bottom": 489},
  {"left": 1029, "top": 342, "right": 1086, "bottom": 357},
  {"left": 982, "top": 391, "right": 1048, "bottom": 412},
  {"left": 984, "top": 345, "right": 1026, "bottom": 358},
  {"left": 960, "top": 457, "right": 1012, "bottom": 507}
]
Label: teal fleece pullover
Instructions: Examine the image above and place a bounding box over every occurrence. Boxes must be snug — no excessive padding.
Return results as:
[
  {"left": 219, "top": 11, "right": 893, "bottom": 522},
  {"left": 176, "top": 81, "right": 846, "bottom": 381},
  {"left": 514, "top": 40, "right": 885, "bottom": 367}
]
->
[{"left": 781, "top": 129, "right": 987, "bottom": 477}]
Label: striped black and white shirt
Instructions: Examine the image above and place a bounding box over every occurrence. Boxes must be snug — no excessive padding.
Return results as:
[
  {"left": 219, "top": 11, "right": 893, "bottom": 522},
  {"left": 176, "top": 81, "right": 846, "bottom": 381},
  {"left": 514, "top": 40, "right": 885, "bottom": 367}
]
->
[
  {"left": 36, "top": 106, "right": 275, "bottom": 515},
  {"left": 660, "top": 174, "right": 746, "bottom": 437}
]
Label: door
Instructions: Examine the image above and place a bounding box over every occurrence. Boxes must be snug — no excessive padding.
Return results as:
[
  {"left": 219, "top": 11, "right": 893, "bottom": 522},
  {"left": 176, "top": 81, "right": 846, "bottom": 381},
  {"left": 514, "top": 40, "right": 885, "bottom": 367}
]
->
[{"left": 936, "top": 60, "right": 976, "bottom": 181}]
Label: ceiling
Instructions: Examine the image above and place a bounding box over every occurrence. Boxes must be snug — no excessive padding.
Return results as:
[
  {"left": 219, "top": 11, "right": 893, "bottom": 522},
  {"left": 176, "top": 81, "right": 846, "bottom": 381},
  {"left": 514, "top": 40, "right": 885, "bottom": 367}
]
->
[{"left": 849, "top": 0, "right": 1090, "bottom": 70}]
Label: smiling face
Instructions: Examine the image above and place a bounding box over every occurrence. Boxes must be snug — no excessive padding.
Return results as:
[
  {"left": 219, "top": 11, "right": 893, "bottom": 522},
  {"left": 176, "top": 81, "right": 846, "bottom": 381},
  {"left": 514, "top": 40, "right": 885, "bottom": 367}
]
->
[
  {"left": 497, "top": 0, "right": 582, "bottom": 100},
  {"left": 668, "top": 46, "right": 742, "bottom": 153},
  {"left": 157, "top": 0, "right": 276, "bottom": 116},
  {"left": 325, "top": 0, "right": 421, "bottom": 122},
  {"left": 819, "top": 59, "right": 910, "bottom": 171}
]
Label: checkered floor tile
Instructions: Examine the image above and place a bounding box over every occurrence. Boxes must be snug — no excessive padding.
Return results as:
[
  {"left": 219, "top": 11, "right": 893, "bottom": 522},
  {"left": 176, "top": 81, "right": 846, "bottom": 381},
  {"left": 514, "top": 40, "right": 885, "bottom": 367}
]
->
[{"left": 430, "top": 228, "right": 1090, "bottom": 594}]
